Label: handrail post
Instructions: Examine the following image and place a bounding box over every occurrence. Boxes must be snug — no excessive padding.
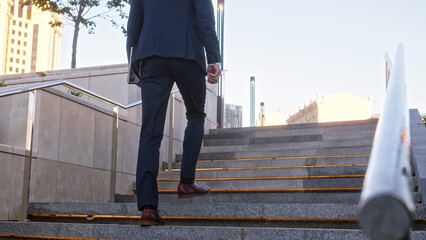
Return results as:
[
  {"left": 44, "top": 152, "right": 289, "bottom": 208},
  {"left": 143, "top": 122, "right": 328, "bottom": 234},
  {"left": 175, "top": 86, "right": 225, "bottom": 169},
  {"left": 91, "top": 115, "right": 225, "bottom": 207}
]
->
[
  {"left": 21, "top": 90, "right": 36, "bottom": 221},
  {"left": 216, "top": 0, "right": 225, "bottom": 128},
  {"left": 220, "top": 72, "right": 225, "bottom": 128},
  {"left": 168, "top": 93, "right": 174, "bottom": 173},
  {"left": 109, "top": 106, "right": 119, "bottom": 203}
]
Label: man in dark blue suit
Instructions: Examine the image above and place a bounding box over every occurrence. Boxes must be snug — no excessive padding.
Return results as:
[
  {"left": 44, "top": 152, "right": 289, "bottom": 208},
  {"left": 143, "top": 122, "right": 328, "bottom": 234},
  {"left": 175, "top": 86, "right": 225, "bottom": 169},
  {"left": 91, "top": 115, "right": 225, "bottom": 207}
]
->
[{"left": 127, "top": 0, "right": 221, "bottom": 226}]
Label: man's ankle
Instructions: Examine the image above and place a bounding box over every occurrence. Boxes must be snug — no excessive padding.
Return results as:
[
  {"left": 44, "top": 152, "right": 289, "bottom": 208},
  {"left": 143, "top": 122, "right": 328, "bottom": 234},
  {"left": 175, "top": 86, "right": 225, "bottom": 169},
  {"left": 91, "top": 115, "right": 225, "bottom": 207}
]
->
[
  {"left": 179, "top": 178, "right": 194, "bottom": 184},
  {"left": 141, "top": 205, "right": 158, "bottom": 211}
]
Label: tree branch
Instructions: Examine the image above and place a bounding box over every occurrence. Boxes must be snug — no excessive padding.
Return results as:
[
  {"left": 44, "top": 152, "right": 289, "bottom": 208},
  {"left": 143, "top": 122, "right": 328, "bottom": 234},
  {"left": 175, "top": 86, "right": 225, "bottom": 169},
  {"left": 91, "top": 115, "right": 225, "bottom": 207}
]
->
[
  {"left": 86, "top": 9, "right": 114, "bottom": 20},
  {"left": 82, "top": 5, "right": 94, "bottom": 17}
]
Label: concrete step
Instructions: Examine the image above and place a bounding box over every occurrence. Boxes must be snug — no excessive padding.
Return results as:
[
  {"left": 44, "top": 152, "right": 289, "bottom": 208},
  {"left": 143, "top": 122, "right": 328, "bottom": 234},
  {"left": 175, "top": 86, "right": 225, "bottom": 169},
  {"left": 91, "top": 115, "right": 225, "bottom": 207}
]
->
[
  {"left": 27, "top": 202, "right": 425, "bottom": 221},
  {"left": 204, "top": 128, "right": 376, "bottom": 143},
  {"left": 177, "top": 146, "right": 373, "bottom": 161},
  {"left": 158, "top": 165, "right": 368, "bottom": 179},
  {"left": 116, "top": 191, "right": 422, "bottom": 204},
  {"left": 156, "top": 176, "right": 417, "bottom": 191},
  {"left": 164, "top": 155, "right": 370, "bottom": 170},
  {"left": 207, "top": 119, "right": 378, "bottom": 138},
  {"left": 204, "top": 126, "right": 375, "bottom": 141},
  {"left": 200, "top": 138, "right": 373, "bottom": 153},
  {"left": 157, "top": 177, "right": 365, "bottom": 190},
  {"left": 2, "top": 222, "right": 426, "bottom": 240},
  {"left": 204, "top": 134, "right": 322, "bottom": 146},
  {"left": 116, "top": 192, "right": 364, "bottom": 204}
]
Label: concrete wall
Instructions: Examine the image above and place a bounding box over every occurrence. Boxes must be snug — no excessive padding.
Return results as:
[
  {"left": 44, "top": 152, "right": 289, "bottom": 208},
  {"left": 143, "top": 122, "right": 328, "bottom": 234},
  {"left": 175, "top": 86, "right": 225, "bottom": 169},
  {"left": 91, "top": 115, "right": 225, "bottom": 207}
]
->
[
  {"left": 0, "top": 64, "right": 218, "bottom": 220},
  {"left": 0, "top": 150, "right": 26, "bottom": 221},
  {"left": 409, "top": 109, "right": 426, "bottom": 203}
]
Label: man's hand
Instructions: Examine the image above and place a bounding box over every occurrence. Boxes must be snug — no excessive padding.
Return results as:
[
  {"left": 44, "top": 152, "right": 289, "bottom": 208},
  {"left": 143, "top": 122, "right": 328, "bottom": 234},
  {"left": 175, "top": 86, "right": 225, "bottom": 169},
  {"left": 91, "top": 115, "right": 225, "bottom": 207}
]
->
[{"left": 207, "top": 64, "right": 221, "bottom": 84}]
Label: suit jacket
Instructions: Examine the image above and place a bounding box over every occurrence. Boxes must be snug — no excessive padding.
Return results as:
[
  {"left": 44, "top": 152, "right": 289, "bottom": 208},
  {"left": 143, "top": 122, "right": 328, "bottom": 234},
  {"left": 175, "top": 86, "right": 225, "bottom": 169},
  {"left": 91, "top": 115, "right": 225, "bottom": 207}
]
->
[{"left": 126, "top": 0, "right": 221, "bottom": 74}]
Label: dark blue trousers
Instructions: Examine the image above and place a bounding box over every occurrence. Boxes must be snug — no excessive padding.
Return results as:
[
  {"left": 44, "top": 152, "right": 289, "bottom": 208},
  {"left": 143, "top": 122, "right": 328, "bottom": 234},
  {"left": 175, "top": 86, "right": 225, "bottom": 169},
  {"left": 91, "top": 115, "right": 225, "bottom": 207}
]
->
[{"left": 136, "top": 57, "right": 206, "bottom": 210}]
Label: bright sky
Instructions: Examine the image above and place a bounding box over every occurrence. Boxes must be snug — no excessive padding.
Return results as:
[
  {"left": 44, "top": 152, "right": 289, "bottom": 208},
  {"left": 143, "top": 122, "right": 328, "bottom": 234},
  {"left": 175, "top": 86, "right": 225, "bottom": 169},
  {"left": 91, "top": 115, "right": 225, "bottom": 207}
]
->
[{"left": 59, "top": 0, "right": 426, "bottom": 127}]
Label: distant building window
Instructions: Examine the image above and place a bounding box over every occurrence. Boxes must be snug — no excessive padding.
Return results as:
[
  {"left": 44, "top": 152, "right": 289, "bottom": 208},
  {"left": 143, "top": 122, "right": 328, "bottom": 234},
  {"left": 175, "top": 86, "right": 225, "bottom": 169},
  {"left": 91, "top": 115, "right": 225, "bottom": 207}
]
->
[
  {"left": 10, "top": 5, "right": 14, "bottom": 15},
  {"left": 24, "top": 32, "right": 27, "bottom": 37},
  {"left": 17, "top": 40, "right": 21, "bottom": 45},
  {"left": 22, "top": 69, "right": 25, "bottom": 73},
  {"left": 13, "top": 20, "right": 16, "bottom": 25},
  {"left": 23, "top": 51, "right": 26, "bottom": 56},
  {"left": 23, "top": 60, "right": 26, "bottom": 65},
  {"left": 18, "top": 1, "right": 23, "bottom": 18},
  {"left": 15, "top": 68, "right": 19, "bottom": 73},
  {"left": 19, "top": 22, "right": 22, "bottom": 27},
  {"left": 11, "top": 48, "right": 14, "bottom": 53},
  {"left": 27, "top": 3, "right": 32, "bottom": 19},
  {"left": 9, "top": 67, "right": 13, "bottom": 72},
  {"left": 18, "top": 31, "right": 21, "bottom": 36},
  {"left": 10, "top": 57, "right": 13, "bottom": 62},
  {"left": 25, "top": 23, "right": 28, "bottom": 28},
  {"left": 16, "top": 59, "right": 20, "bottom": 63},
  {"left": 23, "top": 42, "right": 27, "bottom": 46},
  {"left": 17, "top": 49, "right": 20, "bottom": 54},
  {"left": 11, "top": 39, "right": 14, "bottom": 44},
  {"left": 31, "top": 24, "right": 39, "bottom": 72},
  {"left": 12, "top": 30, "right": 15, "bottom": 34}
]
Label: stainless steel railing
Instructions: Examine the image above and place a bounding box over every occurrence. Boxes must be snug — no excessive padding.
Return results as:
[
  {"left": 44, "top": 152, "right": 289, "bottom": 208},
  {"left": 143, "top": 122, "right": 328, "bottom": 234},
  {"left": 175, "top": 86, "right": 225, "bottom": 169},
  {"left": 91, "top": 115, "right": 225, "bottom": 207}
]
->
[
  {"left": 0, "top": 79, "right": 179, "bottom": 220},
  {"left": 358, "top": 44, "right": 414, "bottom": 239}
]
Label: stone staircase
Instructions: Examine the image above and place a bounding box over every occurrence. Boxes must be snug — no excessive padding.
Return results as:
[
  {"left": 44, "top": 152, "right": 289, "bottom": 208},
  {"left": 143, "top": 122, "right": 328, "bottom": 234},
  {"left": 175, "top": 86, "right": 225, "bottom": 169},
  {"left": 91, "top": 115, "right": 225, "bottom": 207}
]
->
[{"left": 1, "top": 119, "right": 425, "bottom": 239}]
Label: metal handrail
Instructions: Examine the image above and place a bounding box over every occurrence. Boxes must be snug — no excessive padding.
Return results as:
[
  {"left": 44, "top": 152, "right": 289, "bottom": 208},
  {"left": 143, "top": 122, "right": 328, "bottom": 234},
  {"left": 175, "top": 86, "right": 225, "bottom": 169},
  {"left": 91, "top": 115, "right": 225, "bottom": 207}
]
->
[
  {"left": 358, "top": 44, "right": 414, "bottom": 239},
  {"left": 0, "top": 79, "right": 179, "bottom": 109},
  {"left": 0, "top": 79, "right": 180, "bottom": 221}
]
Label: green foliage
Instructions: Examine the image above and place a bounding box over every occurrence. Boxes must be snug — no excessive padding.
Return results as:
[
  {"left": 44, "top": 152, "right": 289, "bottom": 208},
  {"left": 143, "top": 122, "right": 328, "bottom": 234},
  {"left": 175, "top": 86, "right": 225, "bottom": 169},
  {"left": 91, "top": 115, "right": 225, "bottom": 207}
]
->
[
  {"left": 26, "top": 0, "right": 129, "bottom": 34},
  {"left": 36, "top": 72, "right": 47, "bottom": 77},
  {"left": 0, "top": 80, "right": 6, "bottom": 87},
  {"left": 422, "top": 114, "right": 426, "bottom": 125},
  {"left": 24, "top": 0, "right": 130, "bottom": 67},
  {"left": 68, "top": 89, "right": 83, "bottom": 98},
  {"left": 107, "top": 0, "right": 130, "bottom": 35}
]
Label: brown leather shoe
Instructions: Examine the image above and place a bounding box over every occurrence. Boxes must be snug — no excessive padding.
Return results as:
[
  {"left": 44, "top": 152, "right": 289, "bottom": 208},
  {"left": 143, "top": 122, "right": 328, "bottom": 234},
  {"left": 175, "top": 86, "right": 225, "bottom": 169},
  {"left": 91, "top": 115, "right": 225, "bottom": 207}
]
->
[
  {"left": 140, "top": 209, "right": 165, "bottom": 226},
  {"left": 178, "top": 181, "right": 210, "bottom": 198}
]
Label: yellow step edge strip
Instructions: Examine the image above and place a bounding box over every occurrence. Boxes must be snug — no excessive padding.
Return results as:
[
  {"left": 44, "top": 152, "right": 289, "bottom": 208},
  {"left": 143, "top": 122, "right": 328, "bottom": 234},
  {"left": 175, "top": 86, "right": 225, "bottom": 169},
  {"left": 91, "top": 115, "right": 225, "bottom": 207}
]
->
[
  {"left": 163, "top": 164, "right": 368, "bottom": 172},
  {"left": 196, "top": 154, "right": 370, "bottom": 163},
  {"left": 163, "top": 217, "right": 358, "bottom": 222},
  {"left": 24, "top": 215, "right": 426, "bottom": 223},
  {"left": 158, "top": 188, "right": 363, "bottom": 193},
  {"left": 28, "top": 214, "right": 356, "bottom": 222},
  {"left": 30, "top": 214, "right": 140, "bottom": 220},
  {"left": 158, "top": 175, "right": 365, "bottom": 182},
  {"left": 0, "top": 234, "right": 105, "bottom": 240}
]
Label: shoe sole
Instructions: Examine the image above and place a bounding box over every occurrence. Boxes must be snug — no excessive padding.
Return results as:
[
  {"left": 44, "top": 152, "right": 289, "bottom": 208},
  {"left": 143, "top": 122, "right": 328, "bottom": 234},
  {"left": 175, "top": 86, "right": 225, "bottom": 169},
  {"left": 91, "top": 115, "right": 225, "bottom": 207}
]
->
[{"left": 140, "top": 220, "right": 165, "bottom": 226}]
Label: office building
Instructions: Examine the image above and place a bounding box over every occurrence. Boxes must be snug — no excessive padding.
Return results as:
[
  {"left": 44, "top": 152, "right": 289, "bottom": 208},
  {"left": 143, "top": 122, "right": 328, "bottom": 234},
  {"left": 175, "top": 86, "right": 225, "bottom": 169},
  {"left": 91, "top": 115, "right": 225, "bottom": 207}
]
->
[
  {"left": 287, "top": 92, "right": 374, "bottom": 124},
  {"left": 256, "top": 111, "right": 285, "bottom": 126},
  {"left": 0, "top": 0, "right": 62, "bottom": 75},
  {"left": 256, "top": 102, "right": 284, "bottom": 126},
  {"left": 224, "top": 103, "right": 242, "bottom": 128},
  {"left": 262, "top": 111, "right": 284, "bottom": 126}
]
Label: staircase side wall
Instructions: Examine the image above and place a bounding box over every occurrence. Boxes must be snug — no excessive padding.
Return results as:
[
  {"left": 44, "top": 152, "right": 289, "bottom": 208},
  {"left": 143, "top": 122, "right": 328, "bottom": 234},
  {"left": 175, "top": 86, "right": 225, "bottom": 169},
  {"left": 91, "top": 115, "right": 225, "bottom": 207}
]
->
[
  {"left": 0, "top": 65, "right": 218, "bottom": 220},
  {"left": 0, "top": 150, "right": 26, "bottom": 221},
  {"left": 409, "top": 109, "right": 426, "bottom": 203}
]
